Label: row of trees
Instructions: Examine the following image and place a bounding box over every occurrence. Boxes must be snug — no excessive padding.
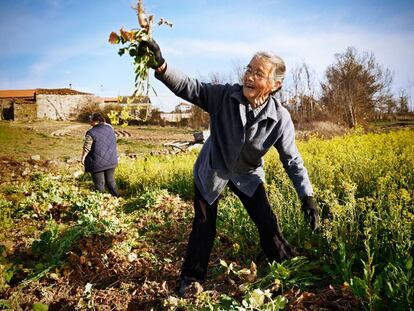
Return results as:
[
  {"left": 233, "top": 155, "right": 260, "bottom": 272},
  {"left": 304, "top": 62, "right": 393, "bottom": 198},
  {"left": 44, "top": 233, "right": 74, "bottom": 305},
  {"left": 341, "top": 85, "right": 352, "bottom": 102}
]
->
[{"left": 286, "top": 47, "right": 411, "bottom": 127}]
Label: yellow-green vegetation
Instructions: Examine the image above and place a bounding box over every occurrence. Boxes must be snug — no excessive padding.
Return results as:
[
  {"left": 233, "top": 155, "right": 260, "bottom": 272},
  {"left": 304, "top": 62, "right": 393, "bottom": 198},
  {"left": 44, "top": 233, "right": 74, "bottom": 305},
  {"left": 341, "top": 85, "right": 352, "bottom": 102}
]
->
[
  {"left": 116, "top": 128, "right": 414, "bottom": 309},
  {"left": 0, "top": 128, "right": 413, "bottom": 310},
  {"left": 117, "top": 151, "right": 198, "bottom": 198}
]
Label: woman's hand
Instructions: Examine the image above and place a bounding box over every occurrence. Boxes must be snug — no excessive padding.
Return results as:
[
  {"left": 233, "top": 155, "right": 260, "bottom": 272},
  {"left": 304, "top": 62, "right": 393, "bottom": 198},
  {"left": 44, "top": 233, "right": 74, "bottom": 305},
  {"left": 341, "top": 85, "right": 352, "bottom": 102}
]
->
[
  {"left": 301, "top": 196, "right": 320, "bottom": 231},
  {"left": 138, "top": 39, "right": 165, "bottom": 70}
]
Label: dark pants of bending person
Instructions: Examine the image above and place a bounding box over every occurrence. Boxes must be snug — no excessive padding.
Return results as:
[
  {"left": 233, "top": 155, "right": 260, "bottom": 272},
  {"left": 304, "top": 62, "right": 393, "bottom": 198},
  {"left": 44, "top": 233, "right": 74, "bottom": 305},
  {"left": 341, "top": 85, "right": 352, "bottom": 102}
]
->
[
  {"left": 91, "top": 168, "right": 119, "bottom": 197},
  {"left": 181, "top": 181, "right": 295, "bottom": 281}
]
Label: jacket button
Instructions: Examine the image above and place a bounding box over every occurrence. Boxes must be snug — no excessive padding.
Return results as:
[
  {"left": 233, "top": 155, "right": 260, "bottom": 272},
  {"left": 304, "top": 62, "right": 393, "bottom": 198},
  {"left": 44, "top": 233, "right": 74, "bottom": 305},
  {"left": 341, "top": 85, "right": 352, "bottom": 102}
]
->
[{"left": 237, "top": 182, "right": 241, "bottom": 186}]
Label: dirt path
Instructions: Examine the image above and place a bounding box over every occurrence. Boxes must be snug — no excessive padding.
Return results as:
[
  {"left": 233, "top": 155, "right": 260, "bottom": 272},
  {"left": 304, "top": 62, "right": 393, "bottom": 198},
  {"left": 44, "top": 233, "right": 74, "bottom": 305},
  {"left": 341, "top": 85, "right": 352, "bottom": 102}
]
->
[{"left": 50, "top": 124, "right": 85, "bottom": 137}]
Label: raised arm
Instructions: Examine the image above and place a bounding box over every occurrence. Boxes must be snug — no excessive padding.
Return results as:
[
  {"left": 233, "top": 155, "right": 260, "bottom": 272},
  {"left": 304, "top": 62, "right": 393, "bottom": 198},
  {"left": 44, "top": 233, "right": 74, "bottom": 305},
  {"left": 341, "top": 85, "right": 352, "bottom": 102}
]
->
[{"left": 139, "top": 39, "right": 227, "bottom": 113}]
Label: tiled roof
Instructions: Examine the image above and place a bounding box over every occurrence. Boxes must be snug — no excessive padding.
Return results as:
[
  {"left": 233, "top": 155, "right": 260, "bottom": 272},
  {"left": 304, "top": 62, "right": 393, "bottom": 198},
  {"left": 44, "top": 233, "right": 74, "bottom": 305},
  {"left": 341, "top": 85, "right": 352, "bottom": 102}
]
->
[
  {"left": 0, "top": 89, "right": 36, "bottom": 98},
  {"left": 0, "top": 88, "right": 91, "bottom": 98},
  {"left": 36, "top": 88, "right": 91, "bottom": 95}
]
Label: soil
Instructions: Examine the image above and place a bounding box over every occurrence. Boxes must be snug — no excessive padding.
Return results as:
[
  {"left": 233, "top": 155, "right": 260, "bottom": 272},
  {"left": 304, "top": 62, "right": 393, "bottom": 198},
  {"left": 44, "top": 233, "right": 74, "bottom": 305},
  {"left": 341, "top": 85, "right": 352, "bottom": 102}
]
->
[{"left": 0, "top": 121, "right": 362, "bottom": 310}]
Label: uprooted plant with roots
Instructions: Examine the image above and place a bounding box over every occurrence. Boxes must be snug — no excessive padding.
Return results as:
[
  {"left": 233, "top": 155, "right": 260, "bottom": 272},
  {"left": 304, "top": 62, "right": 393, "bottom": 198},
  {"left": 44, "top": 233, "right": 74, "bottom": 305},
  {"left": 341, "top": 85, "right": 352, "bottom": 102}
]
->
[{"left": 108, "top": 0, "right": 173, "bottom": 97}]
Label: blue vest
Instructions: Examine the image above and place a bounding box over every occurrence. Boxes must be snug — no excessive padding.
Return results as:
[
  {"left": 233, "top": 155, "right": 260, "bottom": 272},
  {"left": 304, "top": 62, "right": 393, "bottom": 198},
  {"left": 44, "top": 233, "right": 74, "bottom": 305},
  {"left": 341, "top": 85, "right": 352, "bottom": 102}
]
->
[{"left": 85, "top": 123, "right": 118, "bottom": 173}]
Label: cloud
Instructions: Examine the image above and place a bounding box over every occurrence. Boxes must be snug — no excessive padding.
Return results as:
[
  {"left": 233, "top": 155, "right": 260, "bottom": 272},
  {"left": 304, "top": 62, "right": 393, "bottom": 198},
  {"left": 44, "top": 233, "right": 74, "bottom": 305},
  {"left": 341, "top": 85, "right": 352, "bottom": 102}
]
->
[
  {"left": 28, "top": 32, "right": 111, "bottom": 77},
  {"left": 164, "top": 39, "right": 254, "bottom": 58},
  {"left": 162, "top": 24, "right": 414, "bottom": 92},
  {"left": 0, "top": 31, "right": 116, "bottom": 92}
]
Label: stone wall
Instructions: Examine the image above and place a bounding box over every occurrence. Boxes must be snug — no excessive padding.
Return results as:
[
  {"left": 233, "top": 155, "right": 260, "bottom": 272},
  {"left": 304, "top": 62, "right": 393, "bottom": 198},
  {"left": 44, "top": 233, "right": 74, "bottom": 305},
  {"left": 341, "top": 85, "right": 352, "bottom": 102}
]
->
[
  {"left": 160, "top": 112, "right": 192, "bottom": 122},
  {"left": 14, "top": 103, "right": 37, "bottom": 121},
  {"left": 36, "top": 94, "right": 96, "bottom": 120}
]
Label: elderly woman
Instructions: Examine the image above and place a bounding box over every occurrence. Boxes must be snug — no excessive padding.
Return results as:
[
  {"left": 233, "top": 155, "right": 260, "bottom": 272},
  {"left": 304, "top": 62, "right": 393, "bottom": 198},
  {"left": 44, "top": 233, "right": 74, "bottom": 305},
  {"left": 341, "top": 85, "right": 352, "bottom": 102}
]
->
[
  {"left": 81, "top": 112, "right": 119, "bottom": 197},
  {"left": 139, "top": 40, "right": 319, "bottom": 296}
]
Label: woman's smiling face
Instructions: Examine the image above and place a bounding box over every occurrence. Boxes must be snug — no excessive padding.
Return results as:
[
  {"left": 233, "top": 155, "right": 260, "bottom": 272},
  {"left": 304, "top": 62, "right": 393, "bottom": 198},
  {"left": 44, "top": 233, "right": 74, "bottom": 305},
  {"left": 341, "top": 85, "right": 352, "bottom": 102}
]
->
[{"left": 242, "top": 56, "right": 280, "bottom": 107}]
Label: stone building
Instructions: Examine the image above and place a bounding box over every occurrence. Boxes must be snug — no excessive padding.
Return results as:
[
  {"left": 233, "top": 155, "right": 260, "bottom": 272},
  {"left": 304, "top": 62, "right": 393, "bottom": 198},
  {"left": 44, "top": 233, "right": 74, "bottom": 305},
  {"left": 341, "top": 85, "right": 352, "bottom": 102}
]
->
[
  {"left": 159, "top": 102, "right": 192, "bottom": 123},
  {"left": 0, "top": 88, "right": 94, "bottom": 121}
]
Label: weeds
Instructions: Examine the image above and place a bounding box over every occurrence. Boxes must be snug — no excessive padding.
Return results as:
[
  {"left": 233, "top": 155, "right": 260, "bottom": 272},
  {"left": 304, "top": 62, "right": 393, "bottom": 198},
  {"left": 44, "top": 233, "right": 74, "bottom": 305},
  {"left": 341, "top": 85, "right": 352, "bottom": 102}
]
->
[
  {"left": 116, "top": 129, "right": 414, "bottom": 309},
  {"left": 1, "top": 129, "right": 413, "bottom": 309}
]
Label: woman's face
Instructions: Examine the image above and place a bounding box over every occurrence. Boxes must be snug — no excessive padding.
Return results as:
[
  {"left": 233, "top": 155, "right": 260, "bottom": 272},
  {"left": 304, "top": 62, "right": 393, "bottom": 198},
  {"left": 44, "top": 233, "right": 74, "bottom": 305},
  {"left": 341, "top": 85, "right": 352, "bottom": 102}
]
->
[{"left": 242, "top": 56, "right": 280, "bottom": 106}]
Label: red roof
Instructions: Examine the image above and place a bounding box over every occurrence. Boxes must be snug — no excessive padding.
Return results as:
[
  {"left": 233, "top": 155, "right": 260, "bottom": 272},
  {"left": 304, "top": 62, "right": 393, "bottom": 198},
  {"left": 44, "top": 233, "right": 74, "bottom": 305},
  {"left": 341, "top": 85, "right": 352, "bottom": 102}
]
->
[
  {"left": 0, "top": 89, "right": 36, "bottom": 98},
  {"left": 0, "top": 88, "right": 91, "bottom": 98}
]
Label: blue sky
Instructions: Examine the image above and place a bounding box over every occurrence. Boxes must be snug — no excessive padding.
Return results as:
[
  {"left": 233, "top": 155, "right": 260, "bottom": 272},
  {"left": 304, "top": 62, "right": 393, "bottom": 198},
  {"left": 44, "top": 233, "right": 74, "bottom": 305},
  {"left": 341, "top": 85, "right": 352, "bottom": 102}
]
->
[{"left": 1, "top": 0, "right": 413, "bottom": 111}]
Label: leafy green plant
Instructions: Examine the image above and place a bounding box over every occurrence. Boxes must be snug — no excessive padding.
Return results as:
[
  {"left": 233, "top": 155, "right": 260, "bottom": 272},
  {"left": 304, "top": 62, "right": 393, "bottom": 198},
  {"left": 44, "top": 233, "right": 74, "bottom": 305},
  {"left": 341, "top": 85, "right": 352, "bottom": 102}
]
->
[
  {"left": 326, "top": 241, "right": 356, "bottom": 284},
  {"left": 18, "top": 193, "right": 122, "bottom": 285},
  {"left": 116, "top": 152, "right": 196, "bottom": 198},
  {"left": 181, "top": 258, "right": 316, "bottom": 310},
  {"left": 32, "top": 302, "right": 49, "bottom": 311},
  {"left": 379, "top": 260, "right": 414, "bottom": 310},
  {"left": 216, "top": 194, "right": 259, "bottom": 262},
  {"left": 254, "top": 257, "right": 321, "bottom": 292},
  {"left": 108, "top": 0, "right": 173, "bottom": 97},
  {"left": 0, "top": 197, "right": 13, "bottom": 232},
  {"left": 350, "top": 218, "right": 382, "bottom": 310},
  {"left": 239, "top": 289, "right": 287, "bottom": 311},
  {"left": 123, "top": 188, "right": 168, "bottom": 213},
  {"left": 0, "top": 244, "right": 14, "bottom": 293}
]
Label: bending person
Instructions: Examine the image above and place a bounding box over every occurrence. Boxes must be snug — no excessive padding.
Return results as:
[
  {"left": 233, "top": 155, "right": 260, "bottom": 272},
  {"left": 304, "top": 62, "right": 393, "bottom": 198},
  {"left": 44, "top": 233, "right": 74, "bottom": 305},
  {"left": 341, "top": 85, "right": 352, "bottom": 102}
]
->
[
  {"left": 81, "top": 112, "right": 119, "bottom": 197},
  {"left": 139, "top": 40, "right": 319, "bottom": 296}
]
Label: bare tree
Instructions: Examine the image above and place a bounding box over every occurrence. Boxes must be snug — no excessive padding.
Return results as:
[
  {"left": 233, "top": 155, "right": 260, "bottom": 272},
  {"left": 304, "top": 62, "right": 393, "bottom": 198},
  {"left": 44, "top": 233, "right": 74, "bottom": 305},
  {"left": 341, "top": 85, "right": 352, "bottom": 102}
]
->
[
  {"left": 206, "top": 71, "right": 234, "bottom": 85},
  {"left": 287, "top": 61, "right": 319, "bottom": 122},
  {"left": 320, "top": 47, "right": 393, "bottom": 127},
  {"left": 190, "top": 105, "right": 209, "bottom": 129},
  {"left": 397, "top": 89, "right": 410, "bottom": 114}
]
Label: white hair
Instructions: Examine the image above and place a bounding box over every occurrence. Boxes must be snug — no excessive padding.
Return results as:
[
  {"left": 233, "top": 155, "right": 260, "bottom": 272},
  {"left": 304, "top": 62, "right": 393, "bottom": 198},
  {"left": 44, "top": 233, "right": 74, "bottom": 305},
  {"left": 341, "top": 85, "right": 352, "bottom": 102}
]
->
[{"left": 253, "top": 51, "right": 286, "bottom": 83}]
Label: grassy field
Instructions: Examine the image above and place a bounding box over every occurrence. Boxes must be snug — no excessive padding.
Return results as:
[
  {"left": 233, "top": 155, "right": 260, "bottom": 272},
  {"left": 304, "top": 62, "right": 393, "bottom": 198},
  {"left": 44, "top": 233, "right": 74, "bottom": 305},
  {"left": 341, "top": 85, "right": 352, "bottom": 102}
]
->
[
  {"left": 0, "top": 121, "right": 413, "bottom": 310},
  {"left": 0, "top": 121, "right": 193, "bottom": 161}
]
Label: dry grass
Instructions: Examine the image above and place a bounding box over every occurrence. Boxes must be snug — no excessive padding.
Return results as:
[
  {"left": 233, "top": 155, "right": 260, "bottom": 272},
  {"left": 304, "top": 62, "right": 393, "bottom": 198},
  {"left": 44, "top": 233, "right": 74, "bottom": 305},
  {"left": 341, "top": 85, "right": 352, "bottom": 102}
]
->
[
  {"left": 295, "top": 121, "right": 348, "bottom": 139},
  {"left": 0, "top": 120, "right": 193, "bottom": 161}
]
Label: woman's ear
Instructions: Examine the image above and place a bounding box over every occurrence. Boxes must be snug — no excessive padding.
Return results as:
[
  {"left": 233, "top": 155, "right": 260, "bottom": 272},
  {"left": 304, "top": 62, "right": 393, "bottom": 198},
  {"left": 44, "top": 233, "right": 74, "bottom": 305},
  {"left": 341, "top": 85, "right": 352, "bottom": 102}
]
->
[{"left": 272, "top": 80, "right": 282, "bottom": 92}]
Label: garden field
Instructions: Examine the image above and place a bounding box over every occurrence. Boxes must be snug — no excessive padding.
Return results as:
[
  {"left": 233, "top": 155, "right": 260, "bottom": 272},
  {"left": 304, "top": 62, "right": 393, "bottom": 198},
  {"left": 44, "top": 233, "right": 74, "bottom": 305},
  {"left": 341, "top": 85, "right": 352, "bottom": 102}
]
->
[{"left": 0, "top": 123, "right": 413, "bottom": 310}]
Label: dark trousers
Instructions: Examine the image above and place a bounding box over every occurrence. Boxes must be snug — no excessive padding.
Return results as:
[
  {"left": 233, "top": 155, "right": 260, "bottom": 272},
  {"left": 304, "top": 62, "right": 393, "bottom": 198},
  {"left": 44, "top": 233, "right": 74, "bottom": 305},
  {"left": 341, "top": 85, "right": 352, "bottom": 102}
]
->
[
  {"left": 181, "top": 181, "right": 295, "bottom": 281},
  {"left": 91, "top": 168, "right": 119, "bottom": 197}
]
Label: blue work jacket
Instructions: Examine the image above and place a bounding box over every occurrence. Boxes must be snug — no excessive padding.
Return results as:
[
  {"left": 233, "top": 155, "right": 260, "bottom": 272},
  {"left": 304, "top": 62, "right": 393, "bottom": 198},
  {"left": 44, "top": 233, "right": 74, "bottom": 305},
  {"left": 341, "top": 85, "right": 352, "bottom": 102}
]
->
[{"left": 156, "top": 66, "right": 313, "bottom": 204}]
